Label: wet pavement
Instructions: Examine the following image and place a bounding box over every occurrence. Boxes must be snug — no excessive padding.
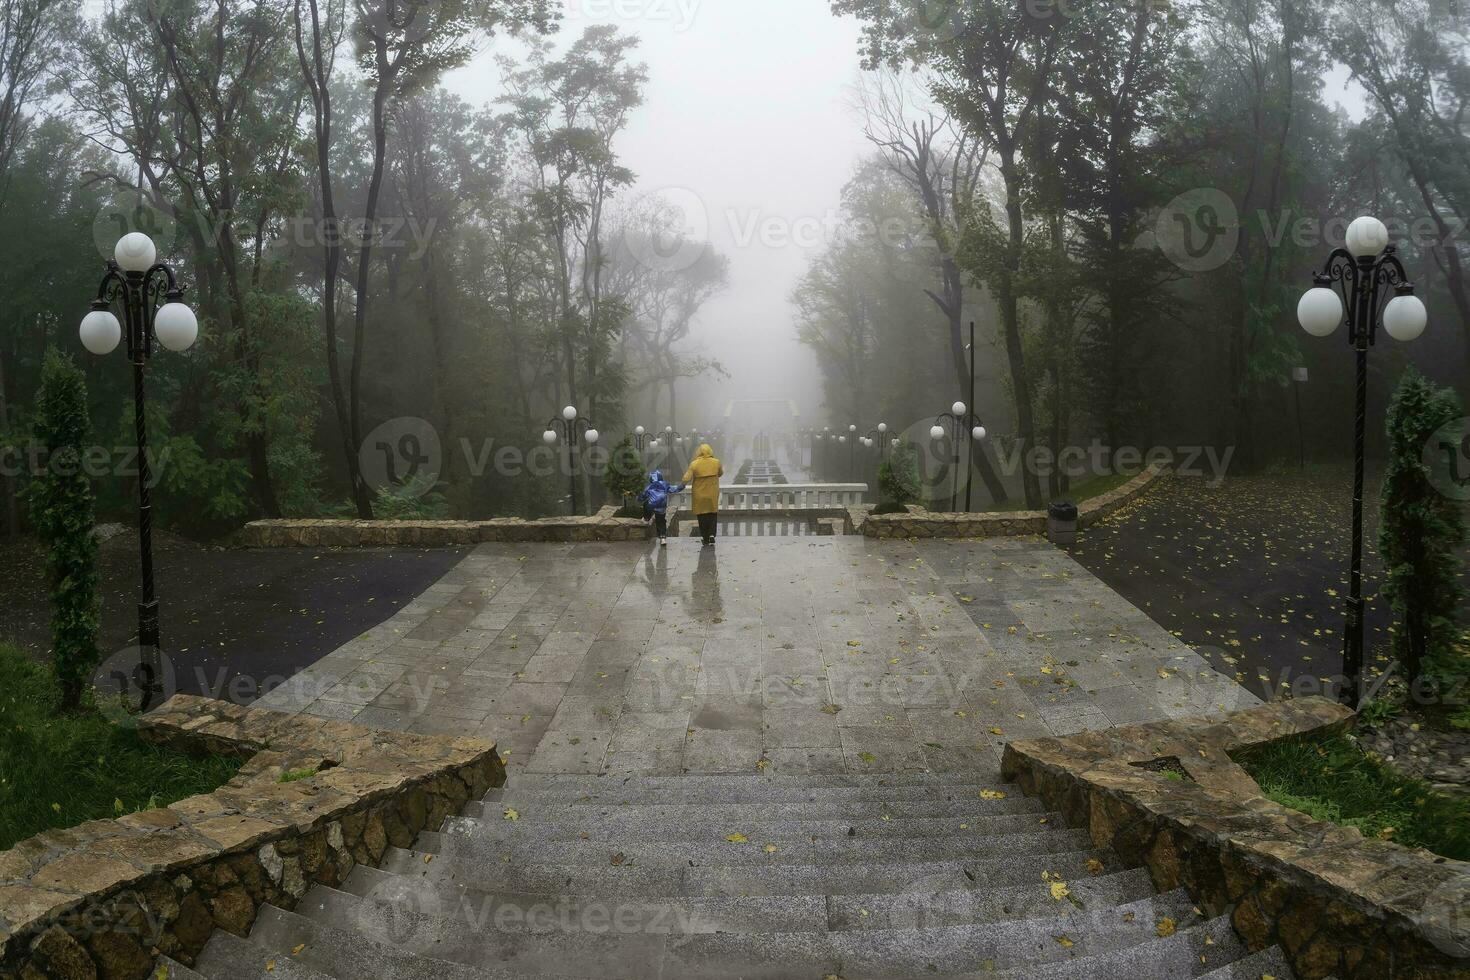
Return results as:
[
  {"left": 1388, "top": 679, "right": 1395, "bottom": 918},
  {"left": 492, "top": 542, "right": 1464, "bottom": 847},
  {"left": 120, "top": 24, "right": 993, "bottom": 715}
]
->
[{"left": 255, "top": 537, "right": 1257, "bottom": 775}]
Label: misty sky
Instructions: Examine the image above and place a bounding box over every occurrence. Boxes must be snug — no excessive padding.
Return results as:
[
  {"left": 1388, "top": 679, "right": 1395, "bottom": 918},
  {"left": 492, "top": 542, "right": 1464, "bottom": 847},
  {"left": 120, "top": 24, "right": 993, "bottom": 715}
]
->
[{"left": 446, "top": 0, "right": 871, "bottom": 430}]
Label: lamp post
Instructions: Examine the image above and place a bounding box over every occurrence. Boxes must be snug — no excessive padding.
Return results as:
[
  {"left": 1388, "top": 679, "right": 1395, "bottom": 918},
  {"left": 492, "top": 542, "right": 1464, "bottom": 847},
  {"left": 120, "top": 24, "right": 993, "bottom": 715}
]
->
[
  {"left": 862, "top": 423, "right": 889, "bottom": 498},
  {"left": 1298, "top": 215, "right": 1427, "bottom": 708},
  {"left": 930, "top": 401, "right": 988, "bottom": 513},
  {"left": 79, "top": 233, "right": 199, "bottom": 707},
  {"left": 633, "top": 425, "right": 648, "bottom": 454},
  {"left": 543, "top": 405, "right": 599, "bottom": 515}
]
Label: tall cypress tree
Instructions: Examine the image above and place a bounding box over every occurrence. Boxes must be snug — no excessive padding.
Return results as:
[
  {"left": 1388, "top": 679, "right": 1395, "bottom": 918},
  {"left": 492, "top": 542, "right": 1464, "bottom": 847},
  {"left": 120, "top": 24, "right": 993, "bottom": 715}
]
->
[
  {"left": 27, "top": 349, "right": 99, "bottom": 711},
  {"left": 1380, "top": 368, "right": 1467, "bottom": 690}
]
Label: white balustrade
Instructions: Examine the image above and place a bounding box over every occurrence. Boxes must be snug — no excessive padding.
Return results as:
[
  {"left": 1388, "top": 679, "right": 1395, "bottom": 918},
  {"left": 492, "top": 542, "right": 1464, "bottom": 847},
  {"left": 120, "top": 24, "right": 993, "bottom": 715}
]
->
[{"left": 671, "top": 483, "right": 869, "bottom": 511}]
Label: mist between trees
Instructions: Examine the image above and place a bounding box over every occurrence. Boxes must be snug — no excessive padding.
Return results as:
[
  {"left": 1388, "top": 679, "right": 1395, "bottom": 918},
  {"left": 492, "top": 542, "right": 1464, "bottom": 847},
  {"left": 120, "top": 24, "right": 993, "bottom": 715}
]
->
[
  {"left": 804, "top": 0, "right": 1470, "bottom": 509},
  {"left": 0, "top": 0, "right": 1467, "bottom": 536}
]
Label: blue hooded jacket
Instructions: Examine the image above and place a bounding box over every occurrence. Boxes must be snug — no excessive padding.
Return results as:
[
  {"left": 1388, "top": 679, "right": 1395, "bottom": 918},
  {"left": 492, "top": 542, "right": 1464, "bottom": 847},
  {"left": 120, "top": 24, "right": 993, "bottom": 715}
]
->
[{"left": 639, "top": 470, "right": 683, "bottom": 513}]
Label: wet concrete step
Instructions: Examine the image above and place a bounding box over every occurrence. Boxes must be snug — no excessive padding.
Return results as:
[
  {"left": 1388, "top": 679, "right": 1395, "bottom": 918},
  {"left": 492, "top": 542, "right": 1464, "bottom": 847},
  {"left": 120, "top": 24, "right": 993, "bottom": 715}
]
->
[
  {"left": 339, "top": 862, "right": 1160, "bottom": 935},
  {"left": 189, "top": 928, "right": 338, "bottom": 978},
  {"left": 201, "top": 903, "right": 597, "bottom": 980},
  {"left": 473, "top": 795, "right": 1048, "bottom": 824},
  {"left": 981, "top": 915, "right": 1251, "bottom": 979},
  {"left": 1196, "top": 944, "right": 1295, "bottom": 979},
  {"left": 501, "top": 771, "right": 1011, "bottom": 793},
  {"left": 316, "top": 882, "right": 1205, "bottom": 979},
  {"left": 458, "top": 801, "right": 1062, "bottom": 840},
  {"left": 305, "top": 884, "right": 666, "bottom": 977},
  {"left": 378, "top": 843, "right": 1125, "bottom": 898},
  {"left": 429, "top": 821, "right": 1096, "bottom": 868},
  {"left": 483, "top": 781, "right": 1018, "bottom": 806}
]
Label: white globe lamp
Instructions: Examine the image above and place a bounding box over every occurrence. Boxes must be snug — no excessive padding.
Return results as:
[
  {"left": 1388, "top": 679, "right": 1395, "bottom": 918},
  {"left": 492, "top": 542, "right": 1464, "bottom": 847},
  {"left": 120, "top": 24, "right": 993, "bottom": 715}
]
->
[
  {"left": 1345, "top": 216, "right": 1390, "bottom": 259},
  {"left": 1383, "top": 292, "right": 1427, "bottom": 343},
  {"left": 80, "top": 309, "right": 122, "bottom": 355},
  {"left": 153, "top": 302, "right": 198, "bottom": 352},
  {"left": 1298, "top": 287, "right": 1343, "bottom": 338},
  {"left": 114, "top": 233, "right": 157, "bottom": 274}
]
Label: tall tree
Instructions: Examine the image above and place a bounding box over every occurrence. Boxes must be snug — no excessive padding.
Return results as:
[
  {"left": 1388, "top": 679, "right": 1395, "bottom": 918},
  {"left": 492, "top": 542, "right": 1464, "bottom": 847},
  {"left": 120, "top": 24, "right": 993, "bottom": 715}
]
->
[
  {"left": 498, "top": 24, "right": 646, "bottom": 421},
  {"left": 856, "top": 72, "right": 1008, "bottom": 505},
  {"left": 0, "top": 0, "right": 80, "bottom": 537}
]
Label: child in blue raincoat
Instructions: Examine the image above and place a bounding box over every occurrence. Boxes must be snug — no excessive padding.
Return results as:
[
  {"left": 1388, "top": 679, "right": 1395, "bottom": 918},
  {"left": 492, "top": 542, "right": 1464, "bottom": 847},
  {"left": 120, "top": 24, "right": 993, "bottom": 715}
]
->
[{"left": 639, "top": 470, "right": 684, "bottom": 546}]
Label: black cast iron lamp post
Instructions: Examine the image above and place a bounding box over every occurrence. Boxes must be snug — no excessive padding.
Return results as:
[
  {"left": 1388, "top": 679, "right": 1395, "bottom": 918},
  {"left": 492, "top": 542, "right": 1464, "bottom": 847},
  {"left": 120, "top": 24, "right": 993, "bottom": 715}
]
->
[
  {"left": 930, "top": 401, "right": 987, "bottom": 513},
  {"left": 1297, "top": 215, "right": 1426, "bottom": 708},
  {"left": 79, "top": 232, "right": 198, "bottom": 703},
  {"left": 543, "top": 405, "right": 598, "bottom": 515}
]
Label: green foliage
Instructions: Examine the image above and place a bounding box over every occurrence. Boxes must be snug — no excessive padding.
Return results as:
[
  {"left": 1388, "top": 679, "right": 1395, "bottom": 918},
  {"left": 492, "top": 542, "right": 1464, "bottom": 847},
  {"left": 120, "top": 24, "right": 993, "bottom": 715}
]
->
[
  {"left": 1237, "top": 734, "right": 1469, "bottom": 860},
  {"left": 877, "top": 443, "right": 921, "bottom": 512},
  {"left": 604, "top": 435, "right": 645, "bottom": 505},
  {"left": 25, "top": 350, "right": 99, "bottom": 711},
  {"left": 1380, "top": 369, "right": 1467, "bottom": 691},
  {"left": 1356, "top": 694, "right": 1403, "bottom": 731},
  {"left": 370, "top": 475, "right": 450, "bottom": 520},
  {"left": 0, "top": 643, "right": 242, "bottom": 850}
]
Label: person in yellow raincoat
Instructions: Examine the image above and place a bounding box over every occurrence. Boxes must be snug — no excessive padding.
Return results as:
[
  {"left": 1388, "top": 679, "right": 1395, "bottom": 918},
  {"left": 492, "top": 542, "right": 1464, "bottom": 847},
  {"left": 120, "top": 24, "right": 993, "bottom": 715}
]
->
[{"left": 682, "top": 443, "right": 724, "bottom": 545}]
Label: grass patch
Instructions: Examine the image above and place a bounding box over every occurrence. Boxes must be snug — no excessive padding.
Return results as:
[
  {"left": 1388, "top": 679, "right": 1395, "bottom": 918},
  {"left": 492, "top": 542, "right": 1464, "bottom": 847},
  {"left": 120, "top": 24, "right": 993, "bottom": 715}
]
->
[
  {"left": 279, "top": 767, "right": 318, "bottom": 783},
  {"left": 0, "top": 643, "right": 242, "bottom": 852},
  {"left": 986, "top": 470, "right": 1141, "bottom": 514},
  {"left": 1236, "top": 734, "right": 1469, "bottom": 861}
]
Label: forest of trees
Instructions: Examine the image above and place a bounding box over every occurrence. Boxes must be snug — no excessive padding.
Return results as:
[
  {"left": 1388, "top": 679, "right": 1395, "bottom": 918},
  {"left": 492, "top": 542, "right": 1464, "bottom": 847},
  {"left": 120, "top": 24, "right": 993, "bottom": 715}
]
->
[
  {"left": 801, "top": 0, "right": 1470, "bottom": 508},
  {"left": 1, "top": 0, "right": 1468, "bottom": 531},
  {"left": 0, "top": 0, "right": 730, "bottom": 534}
]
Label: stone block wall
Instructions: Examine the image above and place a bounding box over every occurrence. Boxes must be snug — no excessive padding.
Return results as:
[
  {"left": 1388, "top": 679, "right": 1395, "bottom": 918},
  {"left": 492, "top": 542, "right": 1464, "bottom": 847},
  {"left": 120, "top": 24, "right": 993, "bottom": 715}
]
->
[
  {"left": 858, "top": 464, "right": 1170, "bottom": 539},
  {"left": 0, "top": 696, "right": 504, "bottom": 980},
  {"left": 238, "top": 505, "right": 651, "bottom": 548},
  {"left": 1001, "top": 697, "right": 1470, "bottom": 979}
]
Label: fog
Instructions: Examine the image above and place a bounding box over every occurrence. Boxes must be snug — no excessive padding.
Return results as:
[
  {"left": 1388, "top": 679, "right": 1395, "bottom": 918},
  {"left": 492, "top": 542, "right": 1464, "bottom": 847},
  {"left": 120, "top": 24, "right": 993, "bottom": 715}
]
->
[{"left": 446, "top": 0, "right": 869, "bottom": 432}]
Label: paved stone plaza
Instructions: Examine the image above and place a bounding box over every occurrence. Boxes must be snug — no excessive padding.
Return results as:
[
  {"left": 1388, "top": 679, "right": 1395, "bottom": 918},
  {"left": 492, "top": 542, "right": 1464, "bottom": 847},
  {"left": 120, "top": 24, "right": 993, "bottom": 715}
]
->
[{"left": 256, "top": 537, "right": 1257, "bottom": 774}]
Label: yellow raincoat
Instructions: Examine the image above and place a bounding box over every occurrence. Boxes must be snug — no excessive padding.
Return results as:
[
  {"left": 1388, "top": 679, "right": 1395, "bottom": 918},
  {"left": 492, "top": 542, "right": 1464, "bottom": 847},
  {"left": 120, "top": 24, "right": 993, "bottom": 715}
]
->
[{"left": 682, "top": 444, "right": 724, "bottom": 515}]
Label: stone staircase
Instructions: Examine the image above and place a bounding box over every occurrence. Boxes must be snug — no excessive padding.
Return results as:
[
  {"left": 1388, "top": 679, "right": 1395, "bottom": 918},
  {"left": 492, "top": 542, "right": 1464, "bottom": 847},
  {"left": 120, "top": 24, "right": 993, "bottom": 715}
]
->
[{"left": 160, "top": 771, "right": 1294, "bottom": 979}]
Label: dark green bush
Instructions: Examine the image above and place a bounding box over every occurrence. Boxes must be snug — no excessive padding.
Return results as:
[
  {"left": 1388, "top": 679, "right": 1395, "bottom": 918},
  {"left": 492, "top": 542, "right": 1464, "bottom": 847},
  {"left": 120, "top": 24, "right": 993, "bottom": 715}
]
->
[
  {"left": 604, "top": 434, "right": 646, "bottom": 508},
  {"left": 878, "top": 443, "right": 921, "bottom": 512}
]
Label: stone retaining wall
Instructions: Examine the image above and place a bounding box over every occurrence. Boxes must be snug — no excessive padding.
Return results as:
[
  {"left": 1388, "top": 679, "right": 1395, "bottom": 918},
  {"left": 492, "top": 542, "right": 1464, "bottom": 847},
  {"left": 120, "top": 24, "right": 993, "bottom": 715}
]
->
[
  {"left": 0, "top": 696, "right": 503, "bottom": 980},
  {"left": 239, "top": 504, "right": 650, "bottom": 547},
  {"left": 857, "top": 464, "right": 1170, "bottom": 539},
  {"left": 1001, "top": 697, "right": 1470, "bottom": 979}
]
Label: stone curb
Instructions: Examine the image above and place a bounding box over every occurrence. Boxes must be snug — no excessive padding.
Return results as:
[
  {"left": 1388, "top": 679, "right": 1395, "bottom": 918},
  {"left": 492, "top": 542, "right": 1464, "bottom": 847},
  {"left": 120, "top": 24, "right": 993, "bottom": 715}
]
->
[
  {"left": 236, "top": 505, "right": 652, "bottom": 548},
  {"left": 1000, "top": 696, "right": 1470, "bottom": 979},
  {"left": 0, "top": 695, "right": 504, "bottom": 980},
  {"left": 857, "top": 463, "right": 1171, "bottom": 539}
]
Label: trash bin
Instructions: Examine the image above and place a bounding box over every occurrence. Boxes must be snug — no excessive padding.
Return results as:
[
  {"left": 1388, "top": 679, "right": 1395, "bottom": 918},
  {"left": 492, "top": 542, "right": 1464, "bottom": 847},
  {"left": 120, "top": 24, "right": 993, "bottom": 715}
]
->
[{"left": 1047, "top": 501, "right": 1079, "bottom": 545}]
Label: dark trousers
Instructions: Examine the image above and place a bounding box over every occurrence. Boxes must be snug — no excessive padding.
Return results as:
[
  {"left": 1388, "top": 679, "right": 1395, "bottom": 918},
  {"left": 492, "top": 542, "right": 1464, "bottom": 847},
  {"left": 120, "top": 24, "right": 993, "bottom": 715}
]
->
[
  {"left": 654, "top": 512, "right": 668, "bottom": 537},
  {"left": 697, "top": 512, "right": 718, "bottom": 543}
]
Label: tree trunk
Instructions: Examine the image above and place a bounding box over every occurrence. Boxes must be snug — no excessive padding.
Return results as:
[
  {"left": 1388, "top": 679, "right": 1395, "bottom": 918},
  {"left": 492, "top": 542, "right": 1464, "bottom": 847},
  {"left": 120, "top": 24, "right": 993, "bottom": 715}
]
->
[
  {"left": 349, "top": 70, "right": 395, "bottom": 520},
  {"left": 0, "top": 345, "right": 16, "bottom": 537},
  {"left": 296, "top": 0, "right": 371, "bottom": 518},
  {"left": 999, "top": 157, "right": 1043, "bottom": 508}
]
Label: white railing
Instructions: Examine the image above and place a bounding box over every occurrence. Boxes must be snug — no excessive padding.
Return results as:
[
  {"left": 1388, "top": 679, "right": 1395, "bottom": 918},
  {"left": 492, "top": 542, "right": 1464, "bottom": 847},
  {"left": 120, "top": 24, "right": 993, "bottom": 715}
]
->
[{"left": 672, "top": 483, "right": 869, "bottom": 510}]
